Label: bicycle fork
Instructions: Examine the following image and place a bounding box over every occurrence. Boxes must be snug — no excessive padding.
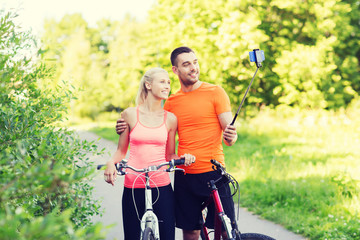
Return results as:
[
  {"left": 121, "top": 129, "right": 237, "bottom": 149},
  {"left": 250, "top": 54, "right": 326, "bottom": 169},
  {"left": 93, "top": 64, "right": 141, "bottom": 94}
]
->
[{"left": 140, "top": 175, "right": 160, "bottom": 239}]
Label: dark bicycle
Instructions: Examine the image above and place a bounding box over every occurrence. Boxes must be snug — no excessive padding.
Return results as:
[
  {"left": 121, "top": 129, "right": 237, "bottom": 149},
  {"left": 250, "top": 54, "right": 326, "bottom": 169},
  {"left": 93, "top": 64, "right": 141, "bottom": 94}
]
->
[{"left": 200, "top": 159, "right": 276, "bottom": 240}]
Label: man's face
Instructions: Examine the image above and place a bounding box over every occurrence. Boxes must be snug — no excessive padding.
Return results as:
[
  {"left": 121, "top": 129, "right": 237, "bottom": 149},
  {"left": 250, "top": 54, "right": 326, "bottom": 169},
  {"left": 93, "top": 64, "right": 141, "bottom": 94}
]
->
[{"left": 173, "top": 52, "right": 200, "bottom": 87}]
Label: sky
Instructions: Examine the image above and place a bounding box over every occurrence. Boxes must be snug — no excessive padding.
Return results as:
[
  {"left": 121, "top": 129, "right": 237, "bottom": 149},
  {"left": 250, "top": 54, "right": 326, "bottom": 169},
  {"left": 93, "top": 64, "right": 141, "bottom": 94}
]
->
[{"left": 1, "top": 0, "right": 157, "bottom": 36}]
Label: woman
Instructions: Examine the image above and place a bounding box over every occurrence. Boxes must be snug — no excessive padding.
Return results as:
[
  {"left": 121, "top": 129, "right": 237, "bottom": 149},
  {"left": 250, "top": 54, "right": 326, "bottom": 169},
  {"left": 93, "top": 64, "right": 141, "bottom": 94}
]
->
[{"left": 104, "top": 67, "right": 195, "bottom": 240}]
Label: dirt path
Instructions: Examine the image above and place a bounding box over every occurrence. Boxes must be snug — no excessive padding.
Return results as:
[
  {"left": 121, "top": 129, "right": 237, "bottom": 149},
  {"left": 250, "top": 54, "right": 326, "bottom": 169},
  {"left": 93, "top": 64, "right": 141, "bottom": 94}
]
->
[{"left": 78, "top": 130, "right": 307, "bottom": 240}]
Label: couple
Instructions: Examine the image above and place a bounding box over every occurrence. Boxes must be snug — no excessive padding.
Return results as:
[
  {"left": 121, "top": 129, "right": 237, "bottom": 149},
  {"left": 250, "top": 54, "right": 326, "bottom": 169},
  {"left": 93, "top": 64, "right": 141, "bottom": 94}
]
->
[{"left": 104, "top": 46, "right": 238, "bottom": 240}]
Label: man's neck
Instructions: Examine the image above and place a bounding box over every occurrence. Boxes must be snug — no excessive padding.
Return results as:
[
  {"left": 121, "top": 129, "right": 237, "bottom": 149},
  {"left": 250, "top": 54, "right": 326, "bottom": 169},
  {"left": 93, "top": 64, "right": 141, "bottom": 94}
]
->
[{"left": 181, "top": 80, "right": 202, "bottom": 93}]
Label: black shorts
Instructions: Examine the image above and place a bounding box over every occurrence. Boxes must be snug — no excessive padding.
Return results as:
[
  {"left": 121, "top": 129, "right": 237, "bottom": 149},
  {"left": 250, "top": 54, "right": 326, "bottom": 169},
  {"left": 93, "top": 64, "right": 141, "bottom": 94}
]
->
[
  {"left": 174, "top": 170, "right": 235, "bottom": 230},
  {"left": 122, "top": 184, "right": 175, "bottom": 240}
]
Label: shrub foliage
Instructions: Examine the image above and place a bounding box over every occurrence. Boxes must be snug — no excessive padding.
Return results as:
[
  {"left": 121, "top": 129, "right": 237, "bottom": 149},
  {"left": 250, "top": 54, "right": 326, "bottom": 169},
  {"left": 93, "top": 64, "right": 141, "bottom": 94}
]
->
[{"left": 0, "top": 11, "right": 104, "bottom": 239}]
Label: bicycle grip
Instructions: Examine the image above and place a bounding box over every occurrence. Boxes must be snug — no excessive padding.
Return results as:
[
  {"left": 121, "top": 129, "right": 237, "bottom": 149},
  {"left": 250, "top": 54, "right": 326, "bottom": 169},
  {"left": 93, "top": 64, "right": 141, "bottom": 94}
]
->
[
  {"left": 172, "top": 157, "right": 185, "bottom": 166},
  {"left": 97, "top": 164, "right": 105, "bottom": 170},
  {"left": 210, "top": 159, "right": 223, "bottom": 168}
]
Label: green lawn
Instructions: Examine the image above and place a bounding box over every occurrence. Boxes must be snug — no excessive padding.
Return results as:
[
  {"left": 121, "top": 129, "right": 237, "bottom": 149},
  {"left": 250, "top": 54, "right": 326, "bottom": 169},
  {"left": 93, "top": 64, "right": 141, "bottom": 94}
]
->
[{"left": 90, "top": 109, "right": 360, "bottom": 240}]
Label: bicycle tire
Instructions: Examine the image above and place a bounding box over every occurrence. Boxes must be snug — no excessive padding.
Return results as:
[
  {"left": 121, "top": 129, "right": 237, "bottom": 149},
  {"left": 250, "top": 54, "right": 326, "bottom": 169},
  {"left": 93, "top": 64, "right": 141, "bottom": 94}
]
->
[
  {"left": 142, "top": 227, "right": 156, "bottom": 240},
  {"left": 239, "top": 233, "right": 276, "bottom": 240},
  {"left": 201, "top": 229, "right": 275, "bottom": 240}
]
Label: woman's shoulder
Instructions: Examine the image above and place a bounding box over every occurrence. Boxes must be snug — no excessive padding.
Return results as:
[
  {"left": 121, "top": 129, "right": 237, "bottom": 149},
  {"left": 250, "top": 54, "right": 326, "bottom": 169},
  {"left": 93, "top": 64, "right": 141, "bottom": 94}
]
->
[
  {"left": 165, "top": 111, "right": 177, "bottom": 127},
  {"left": 166, "top": 111, "right": 177, "bottom": 121},
  {"left": 121, "top": 107, "right": 137, "bottom": 121}
]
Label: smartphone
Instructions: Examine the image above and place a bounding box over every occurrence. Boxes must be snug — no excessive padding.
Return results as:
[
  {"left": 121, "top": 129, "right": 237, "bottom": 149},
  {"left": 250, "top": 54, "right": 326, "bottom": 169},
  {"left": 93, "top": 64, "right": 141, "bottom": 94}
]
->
[{"left": 249, "top": 49, "right": 265, "bottom": 64}]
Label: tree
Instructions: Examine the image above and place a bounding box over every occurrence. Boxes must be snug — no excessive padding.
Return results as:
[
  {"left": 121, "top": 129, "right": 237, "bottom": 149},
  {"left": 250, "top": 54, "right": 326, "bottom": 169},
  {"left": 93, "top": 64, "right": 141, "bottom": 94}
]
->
[
  {"left": 39, "top": 0, "right": 360, "bottom": 119},
  {"left": 254, "top": 0, "right": 359, "bottom": 109},
  {"left": 146, "top": 0, "right": 359, "bottom": 111},
  {"left": 105, "top": 16, "right": 148, "bottom": 110}
]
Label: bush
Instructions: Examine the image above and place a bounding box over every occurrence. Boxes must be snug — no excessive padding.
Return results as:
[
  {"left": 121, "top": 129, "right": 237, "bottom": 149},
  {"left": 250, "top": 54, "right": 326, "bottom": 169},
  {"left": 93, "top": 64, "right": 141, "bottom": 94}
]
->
[{"left": 0, "top": 11, "right": 105, "bottom": 239}]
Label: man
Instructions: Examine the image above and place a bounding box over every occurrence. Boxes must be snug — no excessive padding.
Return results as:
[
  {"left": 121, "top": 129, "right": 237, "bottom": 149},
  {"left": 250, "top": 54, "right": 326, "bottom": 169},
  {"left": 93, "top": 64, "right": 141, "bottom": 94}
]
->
[{"left": 116, "top": 47, "right": 238, "bottom": 240}]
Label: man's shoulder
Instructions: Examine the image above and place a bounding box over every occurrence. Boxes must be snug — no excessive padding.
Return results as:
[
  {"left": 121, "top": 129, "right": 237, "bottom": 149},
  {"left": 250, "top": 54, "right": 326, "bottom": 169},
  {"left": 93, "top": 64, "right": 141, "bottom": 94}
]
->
[
  {"left": 201, "top": 82, "right": 225, "bottom": 93},
  {"left": 199, "top": 81, "right": 220, "bottom": 89}
]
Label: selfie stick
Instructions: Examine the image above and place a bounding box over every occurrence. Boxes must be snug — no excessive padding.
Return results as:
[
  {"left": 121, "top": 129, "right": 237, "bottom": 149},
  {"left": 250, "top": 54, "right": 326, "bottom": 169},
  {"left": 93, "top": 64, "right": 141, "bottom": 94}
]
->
[{"left": 230, "top": 49, "right": 265, "bottom": 125}]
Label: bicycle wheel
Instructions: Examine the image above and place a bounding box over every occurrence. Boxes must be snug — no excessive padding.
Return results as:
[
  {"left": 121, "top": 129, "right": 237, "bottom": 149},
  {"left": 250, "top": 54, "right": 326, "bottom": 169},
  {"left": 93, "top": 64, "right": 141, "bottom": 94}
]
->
[
  {"left": 239, "top": 232, "right": 276, "bottom": 240},
  {"left": 142, "top": 227, "right": 156, "bottom": 240}
]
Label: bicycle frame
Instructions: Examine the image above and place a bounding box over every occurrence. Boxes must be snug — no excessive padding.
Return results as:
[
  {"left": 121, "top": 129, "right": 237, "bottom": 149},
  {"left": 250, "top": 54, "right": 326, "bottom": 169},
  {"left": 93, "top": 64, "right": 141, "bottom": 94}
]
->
[
  {"left": 201, "top": 179, "right": 234, "bottom": 240},
  {"left": 200, "top": 160, "right": 276, "bottom": 240}
]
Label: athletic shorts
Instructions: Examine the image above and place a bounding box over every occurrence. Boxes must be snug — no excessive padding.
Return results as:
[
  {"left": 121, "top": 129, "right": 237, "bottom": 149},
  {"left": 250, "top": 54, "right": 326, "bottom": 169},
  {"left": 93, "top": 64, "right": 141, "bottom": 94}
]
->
[
  {"left": 122, "top": 184, "right": 175, "bottom": 240},
  {"left": 174, "top": 170, "right": 235, "bottom": 230}
]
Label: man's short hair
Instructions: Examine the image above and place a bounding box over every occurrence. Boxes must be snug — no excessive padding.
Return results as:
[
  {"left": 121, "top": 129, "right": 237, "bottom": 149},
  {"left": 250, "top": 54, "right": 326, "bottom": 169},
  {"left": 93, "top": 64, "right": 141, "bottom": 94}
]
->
[{"left": 170, "top": 46, "right": 195, "bottom": 66}]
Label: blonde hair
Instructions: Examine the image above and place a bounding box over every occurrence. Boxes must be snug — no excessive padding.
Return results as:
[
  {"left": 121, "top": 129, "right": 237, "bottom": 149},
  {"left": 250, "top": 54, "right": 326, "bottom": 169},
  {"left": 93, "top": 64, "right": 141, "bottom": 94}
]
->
[{"left": 136, "top": 67, "right": 168, "bottom": 105}]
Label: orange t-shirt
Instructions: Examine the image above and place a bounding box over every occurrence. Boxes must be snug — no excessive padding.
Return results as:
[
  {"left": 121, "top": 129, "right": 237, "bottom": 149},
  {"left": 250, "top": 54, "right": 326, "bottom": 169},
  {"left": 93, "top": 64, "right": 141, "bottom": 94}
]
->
[{"left": 164, "top": 82, "right": 231, "bottom": 174}]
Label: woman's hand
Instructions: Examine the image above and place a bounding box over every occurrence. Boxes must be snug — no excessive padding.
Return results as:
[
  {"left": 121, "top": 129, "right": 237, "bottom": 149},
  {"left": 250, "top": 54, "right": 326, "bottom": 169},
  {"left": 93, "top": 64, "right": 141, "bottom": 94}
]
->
[
  {"left": 104, "top": 162, "right": 117, "bottom": 186},
  {"left": 181, "top": 153, "right": 196, "bottom": 167}
]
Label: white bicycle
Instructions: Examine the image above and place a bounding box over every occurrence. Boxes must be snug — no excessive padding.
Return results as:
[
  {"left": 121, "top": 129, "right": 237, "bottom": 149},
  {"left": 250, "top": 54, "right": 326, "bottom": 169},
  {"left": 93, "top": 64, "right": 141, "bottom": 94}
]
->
[{"left": 98, "top": 158, "right": 185, "bottom": 240}]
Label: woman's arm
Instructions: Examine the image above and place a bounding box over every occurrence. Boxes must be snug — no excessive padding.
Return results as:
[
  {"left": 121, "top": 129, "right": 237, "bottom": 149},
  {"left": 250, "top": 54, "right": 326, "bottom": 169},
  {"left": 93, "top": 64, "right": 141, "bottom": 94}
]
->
[
  {"left": 166, "top": 112, "right": 178, "bottom": 161},
  {"left": 166, "top": 112, "right": 195, "bottom": 166},
  {"left": 104, "top": 110, "right": 130, "bottom": 185}
]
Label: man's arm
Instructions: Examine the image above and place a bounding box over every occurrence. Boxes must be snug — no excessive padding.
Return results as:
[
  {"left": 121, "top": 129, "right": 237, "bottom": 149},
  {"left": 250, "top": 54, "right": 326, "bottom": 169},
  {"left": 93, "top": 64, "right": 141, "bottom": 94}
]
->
[
  {"left": 115, "top": 118, "right": 127, "bottom": 135},
  {"left": 218, "top": 112, "right": 238, "bottom": 146}
]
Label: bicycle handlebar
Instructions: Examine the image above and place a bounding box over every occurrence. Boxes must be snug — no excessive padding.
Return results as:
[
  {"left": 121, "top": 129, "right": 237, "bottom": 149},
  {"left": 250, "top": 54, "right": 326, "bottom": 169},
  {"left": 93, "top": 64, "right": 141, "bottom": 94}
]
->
[
  {"left": 97, "top": 157, "right": 185, "bottom": 175},
  {"left": 210, "top": 159, "right": 223, "bottom": 169},
  {"left": 211, "top": 159, "right": 227, "bottom": 176},
  {"left": 210, "top": 159, "right": 239, "bottom": 197}
]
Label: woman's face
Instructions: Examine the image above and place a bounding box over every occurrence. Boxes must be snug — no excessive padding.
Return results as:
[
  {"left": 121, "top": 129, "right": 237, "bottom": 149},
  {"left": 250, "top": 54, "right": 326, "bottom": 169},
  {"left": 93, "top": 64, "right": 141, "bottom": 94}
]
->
[{"left": 149, "top": 72, "right": 171, "bottom": 100}]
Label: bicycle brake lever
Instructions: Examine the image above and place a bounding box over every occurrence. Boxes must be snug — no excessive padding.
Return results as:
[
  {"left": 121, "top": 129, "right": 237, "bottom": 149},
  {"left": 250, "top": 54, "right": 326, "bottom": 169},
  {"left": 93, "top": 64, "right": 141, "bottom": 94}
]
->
[
  {"left": 166, "top": 166, "right": 185, "bottom": 172},
  {"left": 212, "top": 164, "right": 226, "bottom": 176},
  {"left": 115, "top": 163, "right": 126, "bottom": 175}
]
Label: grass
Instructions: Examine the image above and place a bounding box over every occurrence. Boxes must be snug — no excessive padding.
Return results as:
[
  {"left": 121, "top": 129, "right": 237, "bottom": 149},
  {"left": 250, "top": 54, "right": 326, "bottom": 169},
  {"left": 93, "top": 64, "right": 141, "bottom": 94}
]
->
[{"left": 89, "top": 108, "right": 360, "bottom": 240}]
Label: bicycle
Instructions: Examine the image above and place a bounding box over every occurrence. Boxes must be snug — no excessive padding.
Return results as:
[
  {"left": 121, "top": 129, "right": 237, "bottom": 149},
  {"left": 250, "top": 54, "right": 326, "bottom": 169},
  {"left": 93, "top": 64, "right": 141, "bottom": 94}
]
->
[
  {"left": 200, "top": 159, "right": 276, "bottom": 240},
  {"left": 97, "top": 158, "right": 185, "bottom": 240}
]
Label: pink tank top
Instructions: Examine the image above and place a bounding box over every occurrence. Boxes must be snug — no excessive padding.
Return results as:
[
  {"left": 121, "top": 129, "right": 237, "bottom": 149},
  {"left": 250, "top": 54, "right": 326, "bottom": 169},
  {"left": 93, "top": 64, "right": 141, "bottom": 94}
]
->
[{"left": 124, "top": 106, "right": 170, "bottom": 188}]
